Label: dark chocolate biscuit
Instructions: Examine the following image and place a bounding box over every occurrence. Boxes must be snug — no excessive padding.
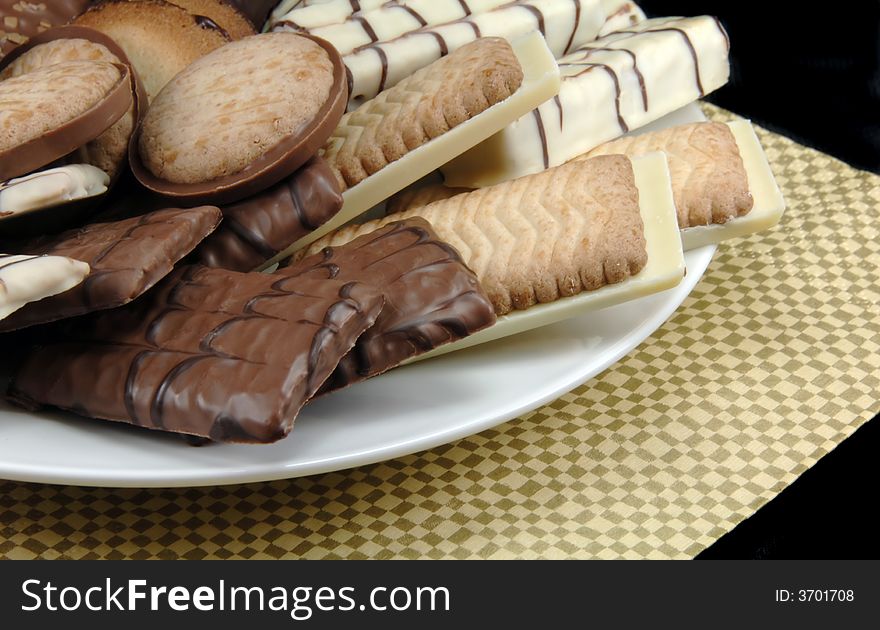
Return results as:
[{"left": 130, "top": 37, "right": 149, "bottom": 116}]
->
[
  {"left": 0, "top": 205, "right": 222, "bottom": 331},
  {"left": 194, "top": 157, "right": 344, "bottom": 272},
  {"left": 8, "top": 266, "right": 385, "bottom": 443},
  {"left": 280, "top": 219, "right": 497, "bottom": 390}
]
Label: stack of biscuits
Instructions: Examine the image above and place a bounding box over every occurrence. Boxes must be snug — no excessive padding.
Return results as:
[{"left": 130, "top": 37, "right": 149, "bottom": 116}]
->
[{"left": 0, "top": 1, "right": 784, "bottom": 445}]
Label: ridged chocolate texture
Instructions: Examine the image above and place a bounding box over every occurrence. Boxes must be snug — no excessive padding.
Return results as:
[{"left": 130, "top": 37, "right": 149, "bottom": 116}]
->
[
  {"left": 0, "top": 0, "right": 91, "bottom": 57},
  {"left": 280, "top": 219, "right": 496, "bottom": 390},
  {"left": 0, "top": 206, "right": 222, "bottom": 331},
  {"left": 195, "top": 157, "right": 344, "bottom": 272},
  {"left": 7, "top": 266, "right": 385, "bottom": 443}
]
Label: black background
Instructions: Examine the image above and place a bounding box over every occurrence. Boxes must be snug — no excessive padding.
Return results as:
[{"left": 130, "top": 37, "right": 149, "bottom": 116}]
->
[{"left": 638, "top": 2, "right": 880, "bottom": 559}]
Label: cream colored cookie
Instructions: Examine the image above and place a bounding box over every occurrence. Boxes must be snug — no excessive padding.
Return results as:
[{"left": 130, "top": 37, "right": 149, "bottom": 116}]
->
[
  {"left": 138, "top": 32, "right": 338, "bottom": 185},
  {"left": 75, "top": 0, "right": 230, "bottom": 102},
  {"left": 582, "top": 122, "right": 754, "bottom": 229},
  {"left": 0, "top": 60, "right": 124, "bottom": 154},
  {"left": 302, "top": 155, "right": 647, "bottom": 315},
  {"left": 321, "top": 37, "right": 524, "bottom": 191}
]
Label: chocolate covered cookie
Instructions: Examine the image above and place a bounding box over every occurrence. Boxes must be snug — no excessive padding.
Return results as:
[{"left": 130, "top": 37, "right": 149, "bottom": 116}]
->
[
  {"left": 0, "top": 59, "right": 132, "bottom": 181},
  {"left": 133, "top": 31, "right": 347, "bottom": 204},
  {"left": 0, "top": 26, "right": 148, "bottom": 181}
]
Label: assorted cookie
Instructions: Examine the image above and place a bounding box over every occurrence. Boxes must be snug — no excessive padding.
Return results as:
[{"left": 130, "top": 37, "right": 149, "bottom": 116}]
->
[
  {"left": 0, "top": 3, "right": 787, "bottom": 446},
  {"left": 74, "top": 0, "right": 231, "bottom": 103},
  {"left": 0, "top": 26, "right": 148, "bottom": 182},
  {"left": 132, "top": 31, "right": 347, "bottom": 204}
]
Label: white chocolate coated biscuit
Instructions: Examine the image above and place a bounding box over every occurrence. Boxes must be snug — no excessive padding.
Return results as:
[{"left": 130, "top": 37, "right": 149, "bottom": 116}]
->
[
  {"left": 0, "top": 254, "right": 90, "bottom": 321},
  {"left": 0, "top": 165, "right": 109, "bottom": 219},
  {"left": 442, "top": 15, "right": 731, "bottom": 187},
  {"left": 327, "top": 0, "right": 606, "bottom": 105}
]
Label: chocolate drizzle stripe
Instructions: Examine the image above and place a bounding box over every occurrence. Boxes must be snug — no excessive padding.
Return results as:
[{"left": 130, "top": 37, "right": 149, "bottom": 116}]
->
[
  {"left": 123, "top": 349, "right": 152, "bottom": 426},
  {"left": 457, "top": 0, "right": 472, "bottom": 16},
  {"left": 564, "top": 0, "right": 582, "bottom": 55},
  {"left": 617, "top": 26, "right": 705, "bottom": 96},
  {"left": 375, "top": 45, "right": 390, "bottom": 92},
  {"left": 150, "top": 355, "right": 212, "bottom": 429},
  {"left": 713, "top": 16, "right": 731, "bottom": 51},
  {"left": 578, "top": 46, "right": 648, "bottom": 111},
  {"left": 355, "top": 16, "right": 380, "bottom": 43},
  {"left": 398, "top": 5, "right": 427, "bottom": 27},
  {"left": 553, "top": 95, "right": 563, "bottom": 131},
  {"left": 425, "top": 32, "right": 449, "bottom": 56},
  {"left": 532, "top": 109, "right": 550, "bottom": 171},
  {"left": 0, "top": 255, "right": 38, "bottom": 271},
  {"left": 289, "top": 170, "right": 317, "bottom": 232},
  {"left": 350, "top": 0, "right": 362, "bottom": 12},
  {"left": 566, "top": 62, "right": 629, "bottom": 132},
  {"left": 222, "top": 215, "right": 279, "bottom": 260},
  {"left": 518, "top": 4, "right": 546, "bottom": 36}
]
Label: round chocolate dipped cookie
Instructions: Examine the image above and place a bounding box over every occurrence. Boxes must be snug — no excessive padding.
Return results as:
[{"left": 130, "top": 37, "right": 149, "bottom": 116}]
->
[
  {"left": 74, "top": 0, "right": 230, "bottom": 103},
  {"left": 0, "top": 26, "right": 148, "bottom": 181},
  {"left": 0, "top": 0, "right": 91, "bottom": 58},
  {"left": 132, "top": 32, "right": 347, "bottom": 205},
  {"left": 0, "top": 59, "right": 132, "bottom": 182},
  {"left": 165, "top": 0, "right": 256, "bottom": 40}
]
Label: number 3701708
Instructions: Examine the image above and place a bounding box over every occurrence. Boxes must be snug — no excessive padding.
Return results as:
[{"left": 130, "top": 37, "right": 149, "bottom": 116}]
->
[{"left": 775, "top": 589, "right": 855, "bottom": 602}]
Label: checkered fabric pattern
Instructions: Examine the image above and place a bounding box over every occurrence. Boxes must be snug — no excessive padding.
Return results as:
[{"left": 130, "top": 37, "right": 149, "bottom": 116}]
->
[{"left": 1, "top": 105, "right": 878, "bottom": 559}]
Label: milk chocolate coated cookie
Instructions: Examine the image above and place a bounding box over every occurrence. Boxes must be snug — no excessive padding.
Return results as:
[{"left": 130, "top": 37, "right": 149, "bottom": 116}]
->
[
  {"left": 0, "top": 205, "right": 221, "bottom": 331},
  {"left": 281, "top": 219, "right": 497, "bottom": 390},
  {"left": 0, "top": 0, "right": 91, "bottom": 58},
  {"left": 7, "top": 267, "right": 385, "bottom": 443},
  {"left": 0, "top": 26, "right": 148, "bottom": 181},
  {"left": 133, "top": 32, "right": 347, "bottom": 205},
  {"left": 195, "top": 157, "right": 344, "bottom": 272},
  {"left": 0, "top": 59, "right": 132, "bottom": 181},
  {"left": 74, "top": 0, "right": 230, "bottom": 102}
]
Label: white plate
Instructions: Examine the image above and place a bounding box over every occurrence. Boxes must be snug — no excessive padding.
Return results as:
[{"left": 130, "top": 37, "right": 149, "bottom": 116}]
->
[{"left": 0, "top": 105, "right": 713, "bottom": 488}]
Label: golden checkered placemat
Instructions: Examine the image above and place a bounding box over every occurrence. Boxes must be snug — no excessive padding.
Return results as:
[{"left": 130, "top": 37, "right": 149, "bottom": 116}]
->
[{"left": 1, "top": 105, "right": 878, "bottom": 560}]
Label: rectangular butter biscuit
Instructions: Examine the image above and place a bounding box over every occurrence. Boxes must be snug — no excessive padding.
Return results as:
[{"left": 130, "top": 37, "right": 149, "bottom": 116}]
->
[
  {"left": 321, "top": 37, "right": 523, "bottom": 191},
  {"left": 300, "top": 154, "right": 648, "bottom": 316},
  {"left": 582, "top": 121, "right": 753, "bottom": 229}
]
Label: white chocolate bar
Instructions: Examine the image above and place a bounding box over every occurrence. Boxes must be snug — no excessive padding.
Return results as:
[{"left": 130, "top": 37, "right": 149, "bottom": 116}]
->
[
  {"left": 442, "top": 16, "right": 730, "bottom": 187},
  {"left": 0, "top": 254, "right": 90, "bottom": 321},
  {"left": 599, "top": 0, "right": 645, "bottom": 36},
  {"left": 0, "top": 165, "right": 109, "bottom": 221},
  {"left": 411, "top": 152, "right": 684, "bottom": 361},
  {"left": 268, "top": 0, "right": 385, "bottom": 30},
  {"left": 681, "top": 120, "right": 785, "bottom": 250},
  {"left": 259, "top": 30, "right": 561, "bottom": 268},
  {"left": 274, "top": 0, "right": 513, "bottom": 54},
  {"left": 335, "top": 0, "right": 605, "bottom": 105}
]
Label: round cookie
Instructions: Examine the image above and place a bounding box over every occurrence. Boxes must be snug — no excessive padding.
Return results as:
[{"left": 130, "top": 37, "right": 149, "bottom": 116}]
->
[
  {"left": 166, "top": 0, "right": 257, "bottom": 40},
  {"left": 0, "top": 60, "right": 132, "bottom": 181},
  {"left": 132, "top": 32, "right": 347, "bottom": 205},
  {"left": 74, "top": 0, "right": 230, "bottom": 103},
  {"left": 0, "top": 26, "right": 149, "bottom": 181}
]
